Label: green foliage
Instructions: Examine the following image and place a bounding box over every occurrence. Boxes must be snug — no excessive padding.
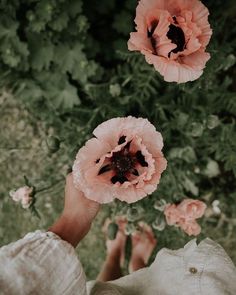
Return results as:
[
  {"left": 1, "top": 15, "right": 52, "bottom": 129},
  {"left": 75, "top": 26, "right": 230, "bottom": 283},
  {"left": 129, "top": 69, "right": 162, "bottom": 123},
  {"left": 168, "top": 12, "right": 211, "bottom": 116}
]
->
[
  {"left": 0, "top": 0, "right": 98, "bottom": 110},
  {"left": 0, "top": 0, "right": 236, "bottom": 276}
]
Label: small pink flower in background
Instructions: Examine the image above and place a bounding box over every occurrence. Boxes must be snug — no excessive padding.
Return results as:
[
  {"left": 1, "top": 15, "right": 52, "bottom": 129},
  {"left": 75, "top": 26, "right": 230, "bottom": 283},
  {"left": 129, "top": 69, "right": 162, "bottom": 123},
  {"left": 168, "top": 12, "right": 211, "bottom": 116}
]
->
[
  {"left": 177, "top": 198, "right": 207, "bottom": 219},
  {"left": 128, "top": 0, "right": 212, "bottom": 83},
  {"left": 73, "top": 116, "right": 167, "bottom": 204},
  {"left": 179, "top": 219, "right": 201, "bottom": 236},
  {"left": 164, "top": 198, "right": 206, "bottom": 236},
  {"left": 9, "top": 186, "right": 33, "bottom": 209},
  {"left": 163, "top": 204, "right": 180, "bottom": 225}
]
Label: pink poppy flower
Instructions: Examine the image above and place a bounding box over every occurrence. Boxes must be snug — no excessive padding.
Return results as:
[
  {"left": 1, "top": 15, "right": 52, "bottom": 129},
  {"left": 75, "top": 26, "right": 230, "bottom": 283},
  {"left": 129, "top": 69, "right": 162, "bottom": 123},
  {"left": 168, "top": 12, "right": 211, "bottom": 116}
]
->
[
  {"left": 164, "top": 198, "right": 206, "bottom": 236},
  {"left": 179, "top": 219, "right": 201, "bottom": 236},
  {"left": 73, "top": 116, "right": 167, "bottom": 204},
  {"left": 9, "top": 186, "right": 33, "bottom": 209},
  {"left": 128, "top": 0, "right": 212, "bottom": 83},
  {"left": 163, "top": 204, "right": 180, "bottom": 225},
  {"left": 177, "top": 198, "right": 207, "bottom": 220}
]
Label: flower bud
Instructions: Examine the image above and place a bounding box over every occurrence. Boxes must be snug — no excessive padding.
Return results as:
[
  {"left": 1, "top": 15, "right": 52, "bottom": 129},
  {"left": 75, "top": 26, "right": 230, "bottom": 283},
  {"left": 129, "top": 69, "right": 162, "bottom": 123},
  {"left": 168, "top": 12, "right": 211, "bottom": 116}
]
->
[
  {"left": 9, "top": 186, "right": 33, "bottom": 209},
  {"left": 194, "top": 166, "right": 200, "bottom": 174},
  {"left": 204, "top": 160, "right": 220, "bottom": 178},
  {"left": 176, "top": 112, "right": 189, "bottom": 127},
  {"left": 152, "top": 216, "right": 166, "bottom": 231},
  {"left": 27, "top": 11, "right": 35, "bottom": 21},
  {"left": 109, "top": 84, "right": 121, "bottom": 97},
  {"left": 212, "top": 200, "right": 221, "bottom": 215},
  {"left": 223, "top": 54, "right": 236, "bottom": 71},
  {"left": 182, "top": 146, "right": 197, "bottom": 163},
  {"left": 207, "top": 115, "right": 220, "bottom": 130},
  {"left": 190, "top": 122, "right": 204, "bottom": 137},
  {"left": 127, "top": 206, "right": 144, "bottom": 222},
  {"left": 46, "top": 136, "right": 61, "bottom": 153},
  {"left": 154, "top": 199, "right": 167, "bottom": 211}
]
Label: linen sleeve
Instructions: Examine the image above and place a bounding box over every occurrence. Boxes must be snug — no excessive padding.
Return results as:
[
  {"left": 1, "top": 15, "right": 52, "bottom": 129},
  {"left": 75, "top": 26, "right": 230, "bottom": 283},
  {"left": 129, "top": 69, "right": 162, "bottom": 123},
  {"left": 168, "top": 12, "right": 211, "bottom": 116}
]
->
[{"left": 0, "top": 230, "right": 87, "bottom": 295}]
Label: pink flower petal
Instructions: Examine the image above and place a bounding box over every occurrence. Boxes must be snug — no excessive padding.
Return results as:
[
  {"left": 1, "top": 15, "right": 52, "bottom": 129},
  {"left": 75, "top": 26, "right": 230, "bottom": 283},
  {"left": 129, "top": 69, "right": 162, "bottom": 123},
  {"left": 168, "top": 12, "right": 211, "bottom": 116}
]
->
[
  {"left": 135, "top": 0, "right": 166, "bottom": 32},
  {"left": 145, "top": 53, "right": 205, "bottom": 83},
  {"left": 10, "top": 186, "right": 33, "bottom": 208},
  {"left": 177, "top": 199, "right": 207, "bottom": 219},
  {"left": 181, "top": 50, "right": 211, "bottom": 71},
  {"left": 128, "top": 32, "right": 153, "bottom": 53},
  {"left": 179, "top": 220, "right": 201, "bottom": 236},
  {"left": 164, "top": 204, "right": 180, "bottom": 225}
]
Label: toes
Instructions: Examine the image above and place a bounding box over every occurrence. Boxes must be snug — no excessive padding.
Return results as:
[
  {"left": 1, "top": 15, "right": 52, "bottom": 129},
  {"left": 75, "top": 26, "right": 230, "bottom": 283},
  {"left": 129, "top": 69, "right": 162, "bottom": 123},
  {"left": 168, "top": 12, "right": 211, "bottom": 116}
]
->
[
  {"left": 102, "top": 218, "right": 111, "bottom": 234},
  {"left": 116, "top": 216, "right": 128, "bottom": 232},
  {"left": 138, "top": 222, "right": 157, "bottom": 244},
  {"left": 131, "top": 230, "right": 141, "bottom": 243}
]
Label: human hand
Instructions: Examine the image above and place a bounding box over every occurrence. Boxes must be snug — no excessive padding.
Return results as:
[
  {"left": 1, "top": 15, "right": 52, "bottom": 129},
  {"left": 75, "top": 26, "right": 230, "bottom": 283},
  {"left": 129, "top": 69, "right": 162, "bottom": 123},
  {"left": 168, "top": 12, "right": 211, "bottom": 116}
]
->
[
  {"left": 63, "top": 173, "right": 100, "bottom": 227},
  {"left": 49, "top": 174, "right": 100, "bottom": 247}
]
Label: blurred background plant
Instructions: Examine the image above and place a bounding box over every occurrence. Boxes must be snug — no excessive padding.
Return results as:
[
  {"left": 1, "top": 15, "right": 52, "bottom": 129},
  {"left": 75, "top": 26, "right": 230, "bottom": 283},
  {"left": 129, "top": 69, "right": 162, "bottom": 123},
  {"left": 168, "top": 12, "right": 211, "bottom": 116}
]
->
[{"left": 0, "top": 0, "right": 236, "bottom": 279}]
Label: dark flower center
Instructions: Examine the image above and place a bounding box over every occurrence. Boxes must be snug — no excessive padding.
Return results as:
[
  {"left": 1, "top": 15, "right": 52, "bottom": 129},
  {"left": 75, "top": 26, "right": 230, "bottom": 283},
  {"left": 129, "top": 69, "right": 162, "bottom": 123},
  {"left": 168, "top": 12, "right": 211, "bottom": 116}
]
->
[
  {"left": 118, "top": 135, "right": 126, "bottom": 145},
  {"left": 147, "top": 17, "right": 186, "bottom": 57},
  {"left": 147, "top": 20, "right": 158, "bottom": 55},
  {"left": 112, "top": 154, "right": 135, "bottom": 173},
  {"left": 97, "top": 136, "right": 149, "bottom": 184},
  {"left": 147, "top": 20, "right": 158, "bottom": 38},
  {"left": 166, "top": 24, "right": 185, "bottom": 57}
]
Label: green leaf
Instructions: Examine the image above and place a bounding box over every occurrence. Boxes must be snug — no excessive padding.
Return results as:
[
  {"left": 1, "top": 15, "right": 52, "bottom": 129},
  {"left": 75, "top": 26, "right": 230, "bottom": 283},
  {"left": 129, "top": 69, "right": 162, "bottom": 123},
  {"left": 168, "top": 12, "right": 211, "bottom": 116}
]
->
[
  {"left": 14, "top": 79, "right": 44, "bottom": 102},
  {"left": 0, "top": 19, "right": 18, "bottom": 39},
  {"left": 183, "top": 178, "right": 199, "bottom": 196},
  {"left": 28, "top": 37, "right": 54, "bottom": 70},
  {"left": 113, "top": 11, "right": 132, "bottom": 35},
  {"left": 49, "top": 12, "right": 69, "bottom": 31},
  {"left": 35, "top": 0, "right": 54, "bottom": 23},
  {"left": 55, "top": 84, "right": 79, "bottom": 109},
  {"left": 33, "top": 71, "right": 80, "bottom": 109},
  {"left": 1, "top": 38, "right": 29, "bottom": 68},
  {"left": 67, "top": 0, "right": 83, "bottom": 17},
  {"left": 54, "top": 43, "right": 85, "bottom": 73}
]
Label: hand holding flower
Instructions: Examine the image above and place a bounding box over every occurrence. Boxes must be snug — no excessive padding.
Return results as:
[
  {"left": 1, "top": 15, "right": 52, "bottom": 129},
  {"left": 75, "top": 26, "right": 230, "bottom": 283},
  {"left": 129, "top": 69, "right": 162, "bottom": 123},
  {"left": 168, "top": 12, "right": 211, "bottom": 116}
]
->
[
  {"left": 49, "top": 174, "right": 100, "bottom": 247},
  {"left": 73, "top": 116, "right": 167, "bottom": 204}
]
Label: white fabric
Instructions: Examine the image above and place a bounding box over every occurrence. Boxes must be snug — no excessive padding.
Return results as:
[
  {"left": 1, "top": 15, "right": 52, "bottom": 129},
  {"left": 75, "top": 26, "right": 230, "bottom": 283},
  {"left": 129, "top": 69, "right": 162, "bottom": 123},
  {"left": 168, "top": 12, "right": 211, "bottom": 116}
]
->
[
  {"left": 0, "top": 231, "right": 236, "bottom": 295},
  {"left": 0, "top": 231, "right": 87, "bottom": 295},
  {"left": 97, "top": 238, "right": 236, "bottom": 295}
]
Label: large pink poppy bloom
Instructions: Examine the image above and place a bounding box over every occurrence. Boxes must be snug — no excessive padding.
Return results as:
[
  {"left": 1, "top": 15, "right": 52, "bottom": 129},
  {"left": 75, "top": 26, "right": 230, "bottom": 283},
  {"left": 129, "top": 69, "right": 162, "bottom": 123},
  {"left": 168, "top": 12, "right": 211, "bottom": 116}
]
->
[
  {"left": 73, "top": 117, "right": 167, "bottom": 204},
  {"left": 164, "top": 198, "right": 206, "bottom": 236},
  {"left": 128, "top": 0, "right": 212, "bottom": 83}
]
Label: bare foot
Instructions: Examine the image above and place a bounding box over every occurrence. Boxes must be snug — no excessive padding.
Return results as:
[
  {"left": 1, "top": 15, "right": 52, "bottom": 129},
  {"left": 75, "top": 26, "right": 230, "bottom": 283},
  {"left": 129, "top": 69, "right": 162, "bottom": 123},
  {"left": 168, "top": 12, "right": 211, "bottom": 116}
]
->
[
  {"left": 104, "top": 217, "right": 127, "bottom": 267},
  {"left": 129, "top": 222, "right": 157, "bottom": 273},
  {"left": 97, "top": 217, "right": 127, "bottom": 282}
]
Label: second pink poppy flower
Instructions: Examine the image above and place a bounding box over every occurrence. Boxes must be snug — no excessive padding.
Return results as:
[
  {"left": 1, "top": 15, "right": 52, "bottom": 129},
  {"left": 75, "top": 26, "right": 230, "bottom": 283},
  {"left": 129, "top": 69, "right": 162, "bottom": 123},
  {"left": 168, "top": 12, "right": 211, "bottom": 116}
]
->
[{"left": 128, "top": 0, "right": 213, "bottom": 83}]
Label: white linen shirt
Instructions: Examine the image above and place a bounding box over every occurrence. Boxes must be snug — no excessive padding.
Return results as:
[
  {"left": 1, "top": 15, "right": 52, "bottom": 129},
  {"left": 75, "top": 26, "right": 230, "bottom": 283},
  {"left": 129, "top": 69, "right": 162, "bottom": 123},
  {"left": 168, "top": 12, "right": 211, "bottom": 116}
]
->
[{"left": 0, "top": 230, "right": 236, "bottom": 295}]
